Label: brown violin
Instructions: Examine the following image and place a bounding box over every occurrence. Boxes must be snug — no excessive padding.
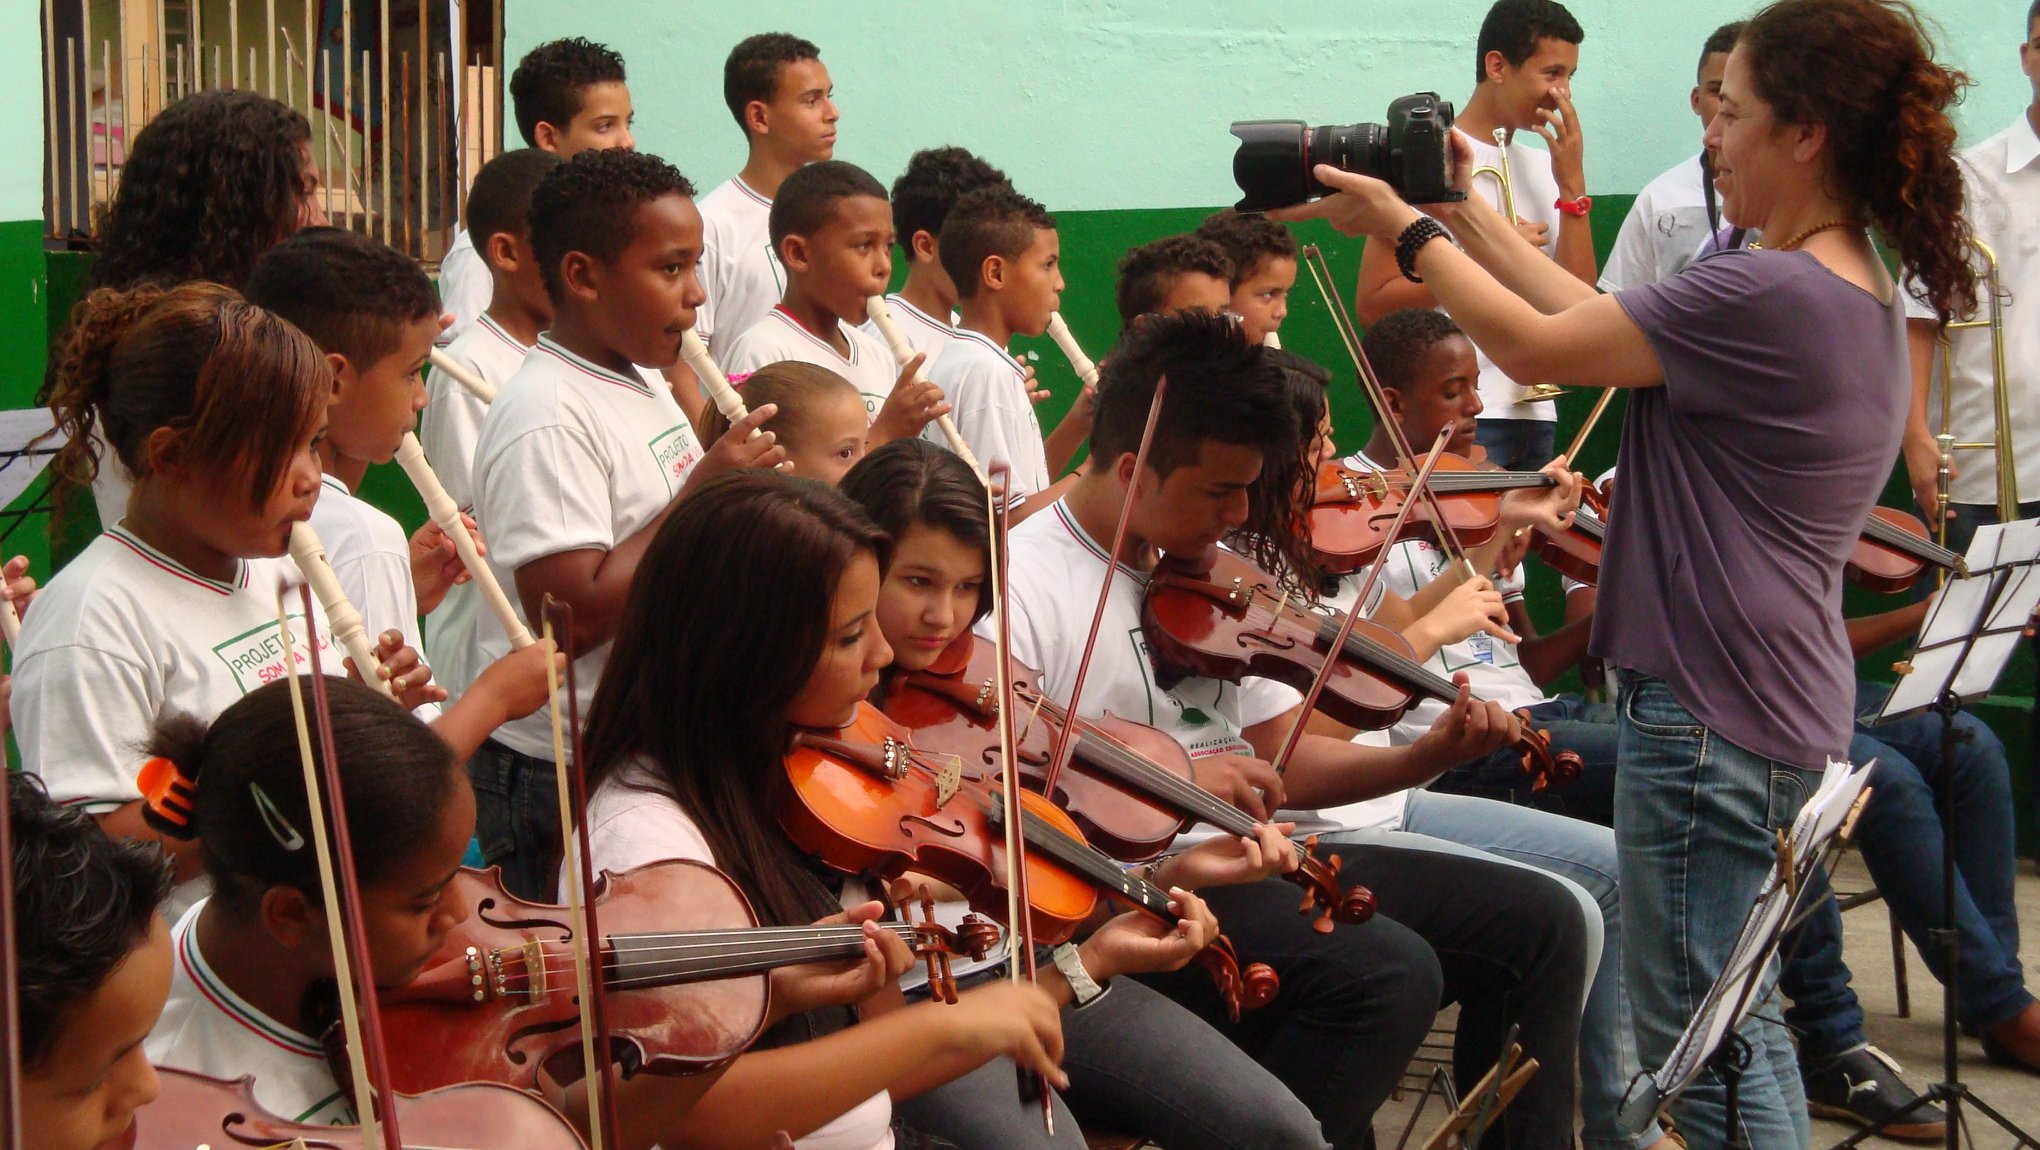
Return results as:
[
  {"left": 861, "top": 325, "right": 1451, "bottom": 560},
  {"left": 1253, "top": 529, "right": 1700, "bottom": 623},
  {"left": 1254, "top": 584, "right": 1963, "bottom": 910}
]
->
[
  {"left": 379, "top": 861, "right": 995, "bottom": 1093},
  {"left": 1143, "top": 547, "right": 1582, "bottom": 790},
  {"left": 885, "top": 633, "right": 1375, "bottom": 931},
  {"left": 1312, "top": 455, "right": 1564, "bottom": 574},
  {"left": 1848, "top": 506, "right": 1967, "bottom": 593},
  {"left": 1530, "top": 482, "right": 1607, "bottom": 587},
  {"left": 129, "top": 1068, "right": 587, "bottom": 1149},
  {"left": 782, "top": 702, "right": 1278, "bottom": 1018}
]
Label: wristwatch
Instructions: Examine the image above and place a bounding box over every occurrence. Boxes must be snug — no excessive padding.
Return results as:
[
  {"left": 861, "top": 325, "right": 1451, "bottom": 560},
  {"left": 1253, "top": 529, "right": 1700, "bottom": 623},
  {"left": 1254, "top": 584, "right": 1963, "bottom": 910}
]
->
[
  {"left": 1051, "top": 942, "right": 1110, "bottom": 1008},
  {"left": 1554, "top": 195, "right": 1593, "bottom": 217}
]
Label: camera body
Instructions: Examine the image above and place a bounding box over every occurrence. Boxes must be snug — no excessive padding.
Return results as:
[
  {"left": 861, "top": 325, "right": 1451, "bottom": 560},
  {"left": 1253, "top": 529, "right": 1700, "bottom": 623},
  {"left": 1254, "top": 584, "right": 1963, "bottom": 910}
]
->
[{"left": 1230, "top": 93, "right": 1465, "bottom": 213}]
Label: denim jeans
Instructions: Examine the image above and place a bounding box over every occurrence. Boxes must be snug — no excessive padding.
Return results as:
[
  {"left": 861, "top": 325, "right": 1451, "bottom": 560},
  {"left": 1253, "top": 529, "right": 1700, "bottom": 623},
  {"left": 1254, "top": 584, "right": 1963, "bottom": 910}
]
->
[
  {"left": 1431, "top": 695, "right": 1622, "bottom": 827},
  {"left": 897, "top": 975, "right": 1331, "bottom": 1150},
  {"left": 1613, "top": 671, "right": 1813, "bottom": 1150},
  {"left": 467, "top": 739, "right": 562, "bottom": 902},
  {"left": 1474, "top": 419, "right": 1558, "bottom": 470}
]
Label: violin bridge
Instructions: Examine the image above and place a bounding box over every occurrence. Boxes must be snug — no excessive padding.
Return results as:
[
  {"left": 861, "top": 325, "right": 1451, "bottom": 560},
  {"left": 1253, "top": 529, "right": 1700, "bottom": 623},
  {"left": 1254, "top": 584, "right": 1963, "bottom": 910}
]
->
[
  {"left": 488, "top": 940, "right": 549, "bottom": 999},
  {"left": 927, "top": 750, "right": 964, "bottom": 806}
]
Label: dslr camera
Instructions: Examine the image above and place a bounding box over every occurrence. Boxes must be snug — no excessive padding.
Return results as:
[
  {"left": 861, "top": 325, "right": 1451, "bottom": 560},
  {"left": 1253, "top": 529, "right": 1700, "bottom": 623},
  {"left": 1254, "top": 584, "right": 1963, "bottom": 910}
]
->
[{"left": 1230, "top": 92, "right": 1465, "bottom": 213}]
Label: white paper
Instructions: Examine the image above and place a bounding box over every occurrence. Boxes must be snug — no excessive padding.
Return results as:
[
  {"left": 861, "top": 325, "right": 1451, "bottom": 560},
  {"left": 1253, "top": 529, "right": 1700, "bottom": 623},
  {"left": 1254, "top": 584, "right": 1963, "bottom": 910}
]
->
[{"left": 0, "top": 409, "right": 63, "bottom": 508}]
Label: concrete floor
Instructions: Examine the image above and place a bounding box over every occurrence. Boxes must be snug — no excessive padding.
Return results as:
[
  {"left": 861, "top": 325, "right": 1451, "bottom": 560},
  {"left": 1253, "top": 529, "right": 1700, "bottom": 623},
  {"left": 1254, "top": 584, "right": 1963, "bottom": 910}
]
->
[{"left": 1370, "top": 853, "right": 2040, "bottom": 1150}]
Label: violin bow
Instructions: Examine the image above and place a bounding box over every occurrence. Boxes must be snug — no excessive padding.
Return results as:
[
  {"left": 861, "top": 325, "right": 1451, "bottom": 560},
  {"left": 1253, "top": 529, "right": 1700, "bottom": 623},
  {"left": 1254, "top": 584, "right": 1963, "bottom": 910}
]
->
[
  {"left": 542, "top": 596, "right": 625, "bottom": 1150},
  {"left": 1300, "top": 245, "right": 1480, "bottom": 581},
  {"left": 1269, "top": 428, "right": 1454, "bottom": 776},
  {"left": 1039, "top": 375, "right": 1169, "bottom": 801},
  {"left": 1561, "top": 389, "right": 1618, "bottom": 466},
  {"left": 0, "top": 744, "right": 19, "bottom": 1150},
  {"left": 983, "top": 466, "right": 1054, "bottom": 1136},
  {"left": 280, "top": 583, "right": 402, "bottom": 1150}
]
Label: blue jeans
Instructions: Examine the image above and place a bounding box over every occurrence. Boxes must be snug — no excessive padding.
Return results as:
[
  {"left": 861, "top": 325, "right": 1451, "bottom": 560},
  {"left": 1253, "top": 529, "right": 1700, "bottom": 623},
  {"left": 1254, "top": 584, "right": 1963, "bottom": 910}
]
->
[
  {"left": 1431, "top": 695, "right": 1621, "bottom": 826},
  {"left": 467, "top": 739, "right": 562, "bottom": 902},
  {"left": 1474, "top": 419, "right": 1557, "bottom": 470},
  {"left": 1613, "top": 671, "right": 1812, "bottom": 1150}
]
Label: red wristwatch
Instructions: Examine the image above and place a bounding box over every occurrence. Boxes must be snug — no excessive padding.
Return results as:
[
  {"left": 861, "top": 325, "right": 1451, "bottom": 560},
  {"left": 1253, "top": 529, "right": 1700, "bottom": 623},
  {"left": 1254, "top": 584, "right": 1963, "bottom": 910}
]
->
[{"left": 1554, "top": 195, "right": 1593, "bottom": 217}]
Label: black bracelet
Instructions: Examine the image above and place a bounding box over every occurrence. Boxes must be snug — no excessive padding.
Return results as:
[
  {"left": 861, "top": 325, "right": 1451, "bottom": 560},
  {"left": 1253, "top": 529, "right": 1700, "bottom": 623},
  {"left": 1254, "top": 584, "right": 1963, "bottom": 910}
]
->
[{"left": 1394, "top": 217, "right": 1450, "bottom": 284}]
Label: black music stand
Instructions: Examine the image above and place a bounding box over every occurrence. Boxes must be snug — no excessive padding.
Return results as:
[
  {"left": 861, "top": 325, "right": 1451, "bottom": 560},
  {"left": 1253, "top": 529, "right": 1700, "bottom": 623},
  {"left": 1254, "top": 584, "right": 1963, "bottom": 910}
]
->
[
  {"left": 1618, "top": 757, "right": 1877, "bottom": 1150},
  {"left": 1828, "top": 518, "right": 2040, "bottom": 1150}
]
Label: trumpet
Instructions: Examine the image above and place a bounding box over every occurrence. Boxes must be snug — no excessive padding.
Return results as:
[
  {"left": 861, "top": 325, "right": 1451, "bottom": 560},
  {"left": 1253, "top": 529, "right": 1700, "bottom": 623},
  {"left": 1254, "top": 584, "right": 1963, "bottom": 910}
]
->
[
  {"left": 1934, "top": 238, "right": 2019, "bottom": 544},
  {"left": 1473, "top": 127, "right": 1566, "bottom": 404}
]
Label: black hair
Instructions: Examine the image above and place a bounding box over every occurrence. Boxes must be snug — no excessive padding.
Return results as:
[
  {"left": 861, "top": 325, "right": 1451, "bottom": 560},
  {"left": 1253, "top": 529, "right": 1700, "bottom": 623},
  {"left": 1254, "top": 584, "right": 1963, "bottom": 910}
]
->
[
  {"left": 89, "top": 89, "right": 313, "bottom": 292},
  {"left": 1699, "top": 21, "right": 1747, "bottom": 78},
  {"left": 891, "top": 147, "right": 1013, "bottom": 259},
  {"left": 840, "top": 437, "right": 995, "bottom": 623},
  {"left": 1115, "top": 235, "right": 1233, "bottom": 329},
  {"left": 582, "top": 471, "right": 889, "bottom": 927},
  {"left": 1195, "top": 209, "right": 1299, "bottom": 289},
  {"left": 509, "top": 37, "right": 628, "bottom": 148},
  {"left": 769, "top": 160, "right": 888, "bottom": 250},
  {"left": 1361, "top": 308, "right": 1469, "bottom": 394},
  {"left": 1255, "top": 349, "right": 1335, "bottom": 590},
  {"left": 937, "top": 186, "right": 1056, "bottom": 301},
  {"left": 1474, "top": 0, "right": 1586, "bottom": 84},
  {"left": 529, "top": 149, "right": 696, "bottom": 300},
  {"left": 244, "top": 228, "right": 440, "bottom": 369},
  {"left": 466, "top": 149, "right": 564, "bottom": 255},
  {"left": 1089, "top": 311, "right": 1313, "bottom": 582},
  {"left": 12, "top": 777, "right": 173, "bottom": 1068},
  {"left": 724, "top": 33, "right": 823, "bottom": 131},
  {"left": 144, "top": 677, "right": 459, "bottom": 918}
]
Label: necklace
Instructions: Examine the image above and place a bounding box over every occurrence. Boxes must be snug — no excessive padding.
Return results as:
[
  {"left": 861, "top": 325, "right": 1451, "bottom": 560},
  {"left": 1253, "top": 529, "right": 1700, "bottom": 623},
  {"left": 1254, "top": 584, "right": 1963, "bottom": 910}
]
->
[{"left": 1750, "top": 220, "right": 1861, "bottom": 252}]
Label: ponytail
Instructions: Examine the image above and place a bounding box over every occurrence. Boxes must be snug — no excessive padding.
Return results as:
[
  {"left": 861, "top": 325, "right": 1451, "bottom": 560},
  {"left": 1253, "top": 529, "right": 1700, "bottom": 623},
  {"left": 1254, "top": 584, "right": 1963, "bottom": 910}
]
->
[{"left": 1740, "top": 0, "right": 1977, "bottom": 323}]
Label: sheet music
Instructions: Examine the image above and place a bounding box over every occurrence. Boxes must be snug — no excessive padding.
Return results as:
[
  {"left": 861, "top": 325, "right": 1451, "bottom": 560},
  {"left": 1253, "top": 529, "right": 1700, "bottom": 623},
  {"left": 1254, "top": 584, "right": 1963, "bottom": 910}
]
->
[
  {"left": 0, "top": 408, "right": 62, "bottom": 508},
  {"left": 1879, "top": 518, "right": 2040, "bottom": 721}
]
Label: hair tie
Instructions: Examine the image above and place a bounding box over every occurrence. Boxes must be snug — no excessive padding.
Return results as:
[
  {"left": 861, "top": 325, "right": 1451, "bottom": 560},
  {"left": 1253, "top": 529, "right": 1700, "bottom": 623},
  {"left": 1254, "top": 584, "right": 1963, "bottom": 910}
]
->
[
  {"left": 138, "top": 756, "right": 198, "bottom": 837},
  {"left": 727, "top": 370, "right": 754, "bottom": 390}
]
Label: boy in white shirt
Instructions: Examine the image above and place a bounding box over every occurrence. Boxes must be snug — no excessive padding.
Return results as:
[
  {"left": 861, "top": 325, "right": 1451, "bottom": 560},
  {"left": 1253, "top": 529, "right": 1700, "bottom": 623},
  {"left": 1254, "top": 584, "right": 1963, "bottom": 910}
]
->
[
  {"left": 438, "top": 37, "right": 635, "bottom": 345},
  {"left": 721, "top": 161, "right": 945, "bottom": 445},
  {"left": 1598, "top": 23, "right": 1743, "bottom": 293},
  {"left": 1354, "top": 0, "right": 1595, "bottom": 468},
  {"left": 696, "top": 32, "right": 838, "bottom": 360},
  {"left": 1196, "top": 208, "right": 1299, "bottom": 346},
  {"left": 466, "top": 148, "right": 785, "bottom": 898},
  {"left": 861, "top": 146, "right": 1014, "bottom": 362},
  {"left": 1115, "top": 234, "right": 1235, "bottom": 333}
]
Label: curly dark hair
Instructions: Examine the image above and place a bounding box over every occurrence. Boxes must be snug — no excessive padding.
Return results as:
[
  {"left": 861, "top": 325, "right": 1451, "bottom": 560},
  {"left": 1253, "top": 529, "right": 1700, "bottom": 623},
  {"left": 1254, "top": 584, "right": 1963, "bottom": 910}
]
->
[
  {"left": 1090, "top": 310, "right": 1312, "bottom": 583},
  {"left": 1361, "top": 308, "right": 1468, "bottom": 394},
  {"left": 509, "top": 37, "right": 628, "bottom": 148},
  {"left": 89, "top": 89, "right": 312, "bottom": 292},
  {"left": 768, "top": 159, "right": 887, "bottom": 248},
  {"left": 1739, "top": 0, "right": 1976, "bottom": 323},
  {"left": 1115, "top": 235, "right": 1233, "bottom": 329},
  {"left": 1474, "top": 0, "right": 1585, "bottom": 84},
  {"left": 12, "top": 776, "right": 173, "bottom": 1068},
  {"left": 938, "top": 185, "right": 1055, "bottom": 301},
  {"left": 245, "top": 228, "right": 440, "bottom": 368},
  {"left": 1195, "top": 209, "right": 1300, "bottom": 289},
  {"left": 891, "top": 146, "right": 1012, "bottom": 258},
  {"left": 723, "top": 32, "right": 822, "bottom": 130},
  {"left": 529, "top": 149, "right": 696, "bottom": 300}
]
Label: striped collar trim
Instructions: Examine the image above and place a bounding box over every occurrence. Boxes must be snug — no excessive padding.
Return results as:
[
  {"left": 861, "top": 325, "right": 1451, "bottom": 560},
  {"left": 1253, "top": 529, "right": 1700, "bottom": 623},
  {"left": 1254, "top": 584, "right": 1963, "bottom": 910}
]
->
[
  {"left": 888, "top": 294, "right": 957, "bottom": 335},
  {"left": 1049, "top": 500, "right": 1147, "bottom": 583},
  {"left": 534, "top": 335, "right": 655, "bottom": 396},
  {"left": 103, "top": 527, "right": 245, "bottom": 596},
  {"left": 732, "top": 176, "right": 773, "bottom": 208},
  {"left": 177, "top": 914, "right": 326, "bottom": 1057},
  {"left": 950, "top": 328, "right": 1024, "bottom": 375},
  {"left": 770, "top": 307, "right": 858, "bottom": 367},
  {"left": 319, "top": 475, "right": 352, "bottom": 499},
  {"left": 477, "top": 313, "right": 532, "bottom": 355}
]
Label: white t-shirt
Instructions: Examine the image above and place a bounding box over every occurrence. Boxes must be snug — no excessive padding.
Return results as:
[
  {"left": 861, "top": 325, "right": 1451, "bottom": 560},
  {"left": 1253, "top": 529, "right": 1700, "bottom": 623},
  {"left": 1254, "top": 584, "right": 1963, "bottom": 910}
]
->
[
  {"left": 1599, "top": 152, "right": 1714, "bottom": 292},
  {"left": 927, "top": 330, "right": 1050, "bottom": 503},
  {"left": 309, "top": 476, "right": 440, "bottom": 721},
  {"left": 436, "top": 227, "right": 492, "bottom": 347},
  {"left": 148, "top": 901, "right": 355, "bottom": 1126},
  {"left": 423, "top": 313, "right": 532, "bottom": 700},
  {"left": 583, "top": 763, "right": 895, "bottom": 1150},
  {"left": 697, "top": 177, "right": 788, "bottom": 358},
  {"left": 12, "top": 528, "right": 336, "bottom": 810},
  {"left": 1904, "top": 114, "right": 2039, "bottom": 509},
  {"left": 468, "top": 335, "right": 703, "bottom": 759},
  {"left": 1443, "top": 128, "right": 1565, "bottom": 422},
  {"left": 859, "top": 293, "right": 958, "bottom": 364},
  {"left": 722, "top": 307, "right": 898, "bottom": 422}
]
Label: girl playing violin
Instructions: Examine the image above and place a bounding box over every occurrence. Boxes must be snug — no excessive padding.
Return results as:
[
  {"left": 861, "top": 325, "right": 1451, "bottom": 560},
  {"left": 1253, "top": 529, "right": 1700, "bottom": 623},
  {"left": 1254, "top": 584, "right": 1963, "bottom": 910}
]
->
[
  {"left": 844, "top": 436, "right": 1335, "bottom": 1150},
  {"left": 14, "top": 284, "right": 436, "bottom": 909},
  {"left": 697, "top": 360, "right": 875, "bottom": 485},
  {"left": 579, "top": 468, "right": 1230, "bottom": 1150}
]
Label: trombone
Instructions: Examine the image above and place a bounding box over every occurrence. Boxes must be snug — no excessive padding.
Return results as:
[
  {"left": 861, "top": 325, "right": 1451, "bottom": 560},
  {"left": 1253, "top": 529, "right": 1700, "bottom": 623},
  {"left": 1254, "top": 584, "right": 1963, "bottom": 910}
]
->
[
  {"left": 1472, "top": 127, "right": 1568, "bottom": 403},
  {"left": 1934, "top": 238, "right": 2019, "bottom": 545}
]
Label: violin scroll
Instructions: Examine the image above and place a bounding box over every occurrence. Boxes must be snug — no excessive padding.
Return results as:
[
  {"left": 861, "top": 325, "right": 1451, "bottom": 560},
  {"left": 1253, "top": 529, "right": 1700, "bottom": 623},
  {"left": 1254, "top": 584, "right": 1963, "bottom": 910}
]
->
[{"left": 1511, "top": 720, "right": 1584, "bottom": 793}]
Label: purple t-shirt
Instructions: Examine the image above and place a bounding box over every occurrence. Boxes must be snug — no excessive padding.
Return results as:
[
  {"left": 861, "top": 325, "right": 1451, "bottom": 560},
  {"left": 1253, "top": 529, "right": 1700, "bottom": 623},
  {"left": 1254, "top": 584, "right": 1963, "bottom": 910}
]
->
[{"left": 1595, "top": 249, "right": 1906, "bottom": 766}]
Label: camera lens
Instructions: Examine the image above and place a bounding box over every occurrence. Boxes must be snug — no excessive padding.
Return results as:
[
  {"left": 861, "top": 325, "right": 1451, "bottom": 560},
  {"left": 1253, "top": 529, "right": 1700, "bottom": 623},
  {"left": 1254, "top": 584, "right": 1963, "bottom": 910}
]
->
[{"left": 1229, "top": 120, "right": 1312, "bottom": 214}]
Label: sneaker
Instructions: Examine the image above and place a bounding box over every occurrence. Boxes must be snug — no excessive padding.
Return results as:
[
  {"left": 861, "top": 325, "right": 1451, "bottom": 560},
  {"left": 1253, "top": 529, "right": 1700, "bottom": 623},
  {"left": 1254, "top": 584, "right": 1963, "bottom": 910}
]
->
[{"left": 1803, "top": 1045, "right": 1946, "bottom": 1142}]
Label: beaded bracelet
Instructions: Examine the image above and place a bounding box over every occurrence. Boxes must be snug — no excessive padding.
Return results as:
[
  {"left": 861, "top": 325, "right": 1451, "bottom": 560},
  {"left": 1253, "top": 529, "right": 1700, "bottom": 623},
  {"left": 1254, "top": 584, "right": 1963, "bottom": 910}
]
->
[{"left": 1395, "top": 217, "right": 1450, "bottom": 284}]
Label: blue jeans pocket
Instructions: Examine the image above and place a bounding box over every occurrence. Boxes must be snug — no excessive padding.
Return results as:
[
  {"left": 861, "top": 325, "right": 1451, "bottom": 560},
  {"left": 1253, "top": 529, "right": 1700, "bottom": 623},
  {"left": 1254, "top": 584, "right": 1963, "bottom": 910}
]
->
[{"left": 1620, "top": 676, "right": 1707, "bottom": 739}]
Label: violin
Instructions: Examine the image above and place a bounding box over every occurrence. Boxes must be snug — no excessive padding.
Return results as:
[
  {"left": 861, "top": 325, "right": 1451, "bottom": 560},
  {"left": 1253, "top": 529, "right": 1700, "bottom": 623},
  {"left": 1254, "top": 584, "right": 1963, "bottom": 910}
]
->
[
  {"left": 1311, "top": 456, "right": 1563, "bottom": 575},
  {"left": 1530, "top": 482, "right": 1607, "bottom": 587},
  {"left": 782, "top": 702, "right": 1277, "bottom": 1018},
  {"left": 1848, "top": 506, "right": 1967, "bottom": 593},
  {"left": 378, "top": 861, "right": 997, "bottom": 1093},
  {"left": 128, "top": 1067, "right": 588, "bottom": 1150},
  {"left": 1141, "top": 547, "right": 1582, "bottom": 791},
  {"left": 885, "top": 633, "right": 1375, "bottom": 931}
]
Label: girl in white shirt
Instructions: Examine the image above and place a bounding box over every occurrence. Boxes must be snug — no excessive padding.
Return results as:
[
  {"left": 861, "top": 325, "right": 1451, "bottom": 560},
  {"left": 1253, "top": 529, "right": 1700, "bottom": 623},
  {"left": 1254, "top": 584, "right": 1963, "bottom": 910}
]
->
[
  {"left": 579, "top": 469, "right": 1228, "bottom": 1150},
  {"left": 696, "top": 360, "right": 873, "bottom": 486}
]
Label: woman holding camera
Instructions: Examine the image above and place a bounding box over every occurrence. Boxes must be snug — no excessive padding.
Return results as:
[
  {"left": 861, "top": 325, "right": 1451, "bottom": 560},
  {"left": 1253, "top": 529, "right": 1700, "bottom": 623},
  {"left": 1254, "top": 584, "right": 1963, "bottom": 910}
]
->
[{"left": 1276, "top": 2, "right": 1975, "bottom": 1148}]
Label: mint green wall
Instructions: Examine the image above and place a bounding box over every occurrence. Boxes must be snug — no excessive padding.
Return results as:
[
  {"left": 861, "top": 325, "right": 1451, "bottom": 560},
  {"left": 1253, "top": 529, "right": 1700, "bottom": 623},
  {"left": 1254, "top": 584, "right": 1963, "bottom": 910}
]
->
[
  {"left": 0, "top": 4, "right": 43, "bottom": 222},
  {"left": 505, "top": 0, "right": 2036, "bottom": 212}
]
